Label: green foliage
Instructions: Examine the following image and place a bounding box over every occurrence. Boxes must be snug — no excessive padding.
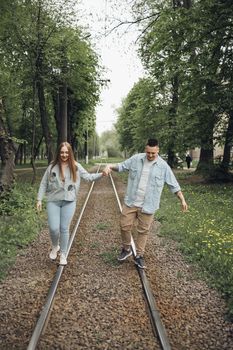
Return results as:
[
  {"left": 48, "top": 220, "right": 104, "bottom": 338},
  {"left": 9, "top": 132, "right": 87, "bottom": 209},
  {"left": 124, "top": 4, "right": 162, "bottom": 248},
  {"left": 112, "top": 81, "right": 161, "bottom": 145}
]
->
[
  {"left": 99, "top": 247, "right": 119, "bottom": 267},
  {"left": 116, "top": 77, "right": 165, "bottom": 153},
  {"left": 0, "top": 183, "right": 45, "bottom": 280},
  {"left": 0, "top": 188, "right": 25, "bottom": 216},
  {"left": 0, "top": 0, "right": 103, "bottom": 168},
  {"left": 99, "top": 129, "right": 122, "bottom": 157},
  {"left": 95, "top": 222, "right": 111, "bottom": 230},
  {"left": 116, "top": 0, "right": 233, "bottom": 175},
  {"left": 103, "top": 156, "right": 124, "bottom": 164},
  {"left": 156, "top": 178, "right": 233, "bottom": 319}
]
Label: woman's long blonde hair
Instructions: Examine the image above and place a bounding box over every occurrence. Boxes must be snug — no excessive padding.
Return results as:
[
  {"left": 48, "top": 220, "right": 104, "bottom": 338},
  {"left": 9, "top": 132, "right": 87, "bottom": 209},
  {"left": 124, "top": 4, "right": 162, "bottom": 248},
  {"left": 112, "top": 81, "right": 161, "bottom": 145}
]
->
[{"left": 51, "top": 142, "right": 77, "bottom": 182}]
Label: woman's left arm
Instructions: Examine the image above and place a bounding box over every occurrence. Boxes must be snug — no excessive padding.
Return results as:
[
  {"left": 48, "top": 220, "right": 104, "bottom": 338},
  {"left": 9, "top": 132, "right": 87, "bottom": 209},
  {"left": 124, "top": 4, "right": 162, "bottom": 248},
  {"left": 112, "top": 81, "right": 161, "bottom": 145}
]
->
[{"left": 78, "top": 163, "right": 104, "bottom": 182}]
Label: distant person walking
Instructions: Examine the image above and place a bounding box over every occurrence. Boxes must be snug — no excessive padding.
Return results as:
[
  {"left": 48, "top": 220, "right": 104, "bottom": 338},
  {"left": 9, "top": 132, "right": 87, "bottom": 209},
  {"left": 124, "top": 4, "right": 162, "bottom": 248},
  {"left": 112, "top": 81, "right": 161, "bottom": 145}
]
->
[
  {"left": 185, "top": 154, "right": 192, "bottom": 169},
  {"left": 104, "top": 139, "right": 188, "bottom": 269},
  {"left": 37, "top": 142, "right": 106, "bottom": 265}
]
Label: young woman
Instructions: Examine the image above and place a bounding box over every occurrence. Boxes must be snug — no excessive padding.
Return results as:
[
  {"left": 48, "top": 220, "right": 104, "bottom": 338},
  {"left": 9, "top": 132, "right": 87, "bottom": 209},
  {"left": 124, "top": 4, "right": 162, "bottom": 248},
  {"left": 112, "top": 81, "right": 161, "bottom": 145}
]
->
[{"left": 37, "top": 142, "right": 105, "bottom": 265}]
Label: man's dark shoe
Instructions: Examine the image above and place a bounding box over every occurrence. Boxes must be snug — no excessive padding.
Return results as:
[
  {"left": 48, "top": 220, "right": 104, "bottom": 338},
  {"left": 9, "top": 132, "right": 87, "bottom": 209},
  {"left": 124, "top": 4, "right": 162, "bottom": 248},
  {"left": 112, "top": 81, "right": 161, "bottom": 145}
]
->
[
  {"left": 117, "top": 248, "right": 132, "bottom": 261},
  {"left": 134, "top": 255, "right": 146, "bottom": 269}
]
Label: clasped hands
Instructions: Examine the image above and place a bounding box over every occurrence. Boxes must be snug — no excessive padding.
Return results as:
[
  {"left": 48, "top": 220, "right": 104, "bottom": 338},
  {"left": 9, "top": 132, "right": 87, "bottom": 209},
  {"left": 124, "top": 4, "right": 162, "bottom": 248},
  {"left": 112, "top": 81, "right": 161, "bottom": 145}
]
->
[{"left": 102, "top": 165, "right": 112, "bottom": 177}]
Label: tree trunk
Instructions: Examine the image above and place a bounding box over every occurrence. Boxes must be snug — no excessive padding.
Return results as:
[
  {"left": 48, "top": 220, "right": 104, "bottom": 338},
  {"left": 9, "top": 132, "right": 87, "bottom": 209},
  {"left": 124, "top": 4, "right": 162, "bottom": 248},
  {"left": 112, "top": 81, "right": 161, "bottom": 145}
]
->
[
  {"left": 167, "top": 74, "right": 179, "bottom": 168},
  {"left": 15, "top": 144, "right": 22, "bottom": 165},
  {"left": 0, "top": 98, "right": 17, "bottom": 196},
  {"left": 183, "top": 0, "right": 192, "bottom": 9},
  {"left": 168, "top": 0, "right": 191, "bottom": 167},
  {"left": 197, "top": 147, "right": 213, "bottom": 168},
  {"left": 58, "top": 54, "right": 68, "bottom": 145},
  {"left": 221, "top": 110, "right": 233, "bottom": 172},
  {"left": 52, "top": 79, "right": 68, "bottom": 147},
  {"left": 23, "top": 142, "right": 27, "bottom": 164},
  {"left": 31, "top": 80, "right": 37, "bottom": 185},
  {"left": 196, "top": 78, "right": 217, "bottom": 175},
  {"left": 196, "top": 132, "right": 214, "bottom": 173},
  {"left": 37, "top": 76, "right": 54, "bottom": 163},
  {"left": 67, "top": 89, "right": 73, "bottom": 145},
  {"left": 196, "top": 112, "right": 214, "bottom": 174},
  {"left": 84, "top": 130, "right": 88, "bottom": 164},
  {"left": 59, "top": 82, "right": 67, "bottom": 143}
]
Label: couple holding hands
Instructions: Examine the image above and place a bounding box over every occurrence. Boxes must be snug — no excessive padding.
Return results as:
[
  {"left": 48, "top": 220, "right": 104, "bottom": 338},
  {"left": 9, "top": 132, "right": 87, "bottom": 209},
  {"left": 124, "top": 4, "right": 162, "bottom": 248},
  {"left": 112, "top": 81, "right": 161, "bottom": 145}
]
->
[{"left": 37, "top": 139, "right": 187, "bottom": 267}]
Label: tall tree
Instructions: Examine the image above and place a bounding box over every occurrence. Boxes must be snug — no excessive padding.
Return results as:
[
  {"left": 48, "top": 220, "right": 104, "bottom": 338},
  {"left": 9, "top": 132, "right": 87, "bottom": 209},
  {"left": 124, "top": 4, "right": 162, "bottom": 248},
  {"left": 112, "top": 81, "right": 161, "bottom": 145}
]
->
[
  {"left": 0, "top": 98, "right": 17, "bottom": 196},
  {"left": 0, "top": 0, "right": 103, "bottom": 192},
  {"left": 128, "top": 0, "right": 233, "bottom": 177}
]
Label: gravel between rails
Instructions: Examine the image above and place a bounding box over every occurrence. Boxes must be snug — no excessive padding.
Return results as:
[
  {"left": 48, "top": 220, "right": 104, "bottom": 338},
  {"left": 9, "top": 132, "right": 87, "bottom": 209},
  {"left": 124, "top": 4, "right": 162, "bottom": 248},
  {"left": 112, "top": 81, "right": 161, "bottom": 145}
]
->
[{"left": 0, "top": 171, "right": 232, "bottom": 350}]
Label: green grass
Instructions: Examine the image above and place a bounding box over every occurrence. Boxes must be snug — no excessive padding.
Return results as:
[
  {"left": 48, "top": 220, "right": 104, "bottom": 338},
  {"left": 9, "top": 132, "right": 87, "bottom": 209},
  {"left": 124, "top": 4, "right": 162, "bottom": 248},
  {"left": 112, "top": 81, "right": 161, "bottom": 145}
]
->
[
  {"left": 99, "top": 247, "right": 119, "bottom": 267},
  {"left": 0, "top": 161, "right": 49, "bottom": 280},
  {"left": 0, "top": 183, "right": 45, "bottom": 280},
  {"left": 156, "top": 180, "right": 233, "bottom": 319},
  {"left": 15, "top": 160, "right": 48, "bottom": 169},
  {"left": 95, "top": 222, "right": 111, "bottom": 230},
  {"left": 102, "top": 157, "right": 124, "bottom": 164},
  {"left": 115, "top": 169, "right": 233, "bottom": 317}
]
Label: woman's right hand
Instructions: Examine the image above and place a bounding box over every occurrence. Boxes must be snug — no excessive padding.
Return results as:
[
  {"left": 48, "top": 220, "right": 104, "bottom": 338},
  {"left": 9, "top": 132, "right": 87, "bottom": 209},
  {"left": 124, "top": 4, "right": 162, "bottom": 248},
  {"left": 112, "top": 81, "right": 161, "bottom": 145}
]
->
[{"left": 36, "top": 200, "right": 42, "bottom": 212}]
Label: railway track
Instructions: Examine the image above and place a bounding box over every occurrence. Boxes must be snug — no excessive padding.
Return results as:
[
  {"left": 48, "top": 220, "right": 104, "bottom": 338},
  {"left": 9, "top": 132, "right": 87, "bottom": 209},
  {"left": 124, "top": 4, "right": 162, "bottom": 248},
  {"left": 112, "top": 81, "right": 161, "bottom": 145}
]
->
[{"left": 27, "top": 166, "right": 171, "bottom": 350}]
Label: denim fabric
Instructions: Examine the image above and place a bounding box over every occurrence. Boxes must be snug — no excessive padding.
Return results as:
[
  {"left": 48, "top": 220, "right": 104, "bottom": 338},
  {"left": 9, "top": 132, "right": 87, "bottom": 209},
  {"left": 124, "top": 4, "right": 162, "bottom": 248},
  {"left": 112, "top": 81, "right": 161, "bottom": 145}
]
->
[
  {"left": 37, "top": 163, "right": 102, "bottom": 202},
  {"left": 47, "top": 200, "right": 76, "bottom": 254},
  {"left": 117, "top": 154, "right": 181, "bottom": 214}
]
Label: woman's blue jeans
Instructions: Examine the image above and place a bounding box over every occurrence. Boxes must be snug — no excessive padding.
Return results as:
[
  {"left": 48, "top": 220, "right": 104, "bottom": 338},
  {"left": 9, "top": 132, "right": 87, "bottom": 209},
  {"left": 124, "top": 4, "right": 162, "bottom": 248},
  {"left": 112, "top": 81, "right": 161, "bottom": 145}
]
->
[{"left": 47, "top": 200, "right": 76, "bottom": 254}]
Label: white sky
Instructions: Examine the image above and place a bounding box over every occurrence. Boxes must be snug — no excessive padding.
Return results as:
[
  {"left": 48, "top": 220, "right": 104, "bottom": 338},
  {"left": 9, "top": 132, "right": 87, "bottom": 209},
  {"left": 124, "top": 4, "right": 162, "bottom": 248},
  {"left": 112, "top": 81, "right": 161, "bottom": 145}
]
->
[{"left": 78, "top": 0, "right": 144, "bottom": 135}]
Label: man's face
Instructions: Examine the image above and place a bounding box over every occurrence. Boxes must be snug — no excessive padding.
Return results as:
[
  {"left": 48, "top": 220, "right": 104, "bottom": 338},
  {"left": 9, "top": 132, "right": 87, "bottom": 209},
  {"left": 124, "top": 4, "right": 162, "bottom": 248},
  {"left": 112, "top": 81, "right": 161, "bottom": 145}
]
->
[{"left": 145, "top": 145, "right": 159, "bottom": 161}]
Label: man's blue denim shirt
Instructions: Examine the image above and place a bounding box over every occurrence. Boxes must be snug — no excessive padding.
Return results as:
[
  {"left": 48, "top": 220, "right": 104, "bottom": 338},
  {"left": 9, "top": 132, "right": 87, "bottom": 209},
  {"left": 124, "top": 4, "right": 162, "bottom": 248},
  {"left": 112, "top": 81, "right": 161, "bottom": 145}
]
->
[{"left": 117, "top": 153, "right": 181, "bottom": 214}]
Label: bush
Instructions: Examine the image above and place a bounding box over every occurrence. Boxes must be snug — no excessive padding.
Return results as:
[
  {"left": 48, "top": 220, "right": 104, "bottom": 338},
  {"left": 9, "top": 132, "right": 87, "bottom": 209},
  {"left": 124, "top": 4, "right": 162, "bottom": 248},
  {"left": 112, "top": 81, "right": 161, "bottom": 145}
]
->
[{"left": 0, "top": 184, "right": 45, "bottom": 280}]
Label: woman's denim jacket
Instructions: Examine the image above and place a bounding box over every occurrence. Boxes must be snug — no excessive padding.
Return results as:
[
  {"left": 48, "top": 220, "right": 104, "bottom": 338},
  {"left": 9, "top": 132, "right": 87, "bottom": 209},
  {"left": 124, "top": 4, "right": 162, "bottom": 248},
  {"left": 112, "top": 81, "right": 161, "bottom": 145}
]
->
[
  {"left": 118, "top": 154, "right": 181, "bottom": 214},
  {"left": 37, "top": 163, "right": 102, "bottom": 202}
]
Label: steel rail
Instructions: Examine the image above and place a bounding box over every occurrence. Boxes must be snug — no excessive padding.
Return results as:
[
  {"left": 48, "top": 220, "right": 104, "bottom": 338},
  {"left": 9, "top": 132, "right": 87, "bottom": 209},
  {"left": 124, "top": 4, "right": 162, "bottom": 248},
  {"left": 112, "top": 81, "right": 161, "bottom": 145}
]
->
[
  {"left": 109, "top": 172, "right": 171, "bottom": 350},
  {"left": 27, "top": 166, "right": 101, "bottom": 350}
]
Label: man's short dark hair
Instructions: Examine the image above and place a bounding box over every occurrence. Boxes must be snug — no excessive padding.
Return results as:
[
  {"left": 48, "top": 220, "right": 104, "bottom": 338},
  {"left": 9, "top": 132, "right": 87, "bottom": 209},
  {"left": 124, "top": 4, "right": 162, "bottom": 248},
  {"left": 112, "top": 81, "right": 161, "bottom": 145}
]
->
[{"left": 147, "top": 139, "right": 159, "bottom": 147}]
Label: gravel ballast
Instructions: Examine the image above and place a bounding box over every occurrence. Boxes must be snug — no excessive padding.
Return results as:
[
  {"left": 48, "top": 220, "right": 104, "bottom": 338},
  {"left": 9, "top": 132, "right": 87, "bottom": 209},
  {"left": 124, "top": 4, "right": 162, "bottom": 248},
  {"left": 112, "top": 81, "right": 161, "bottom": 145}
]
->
[{"left": 0, "top": 171, "right": 232, "bottom": 349}]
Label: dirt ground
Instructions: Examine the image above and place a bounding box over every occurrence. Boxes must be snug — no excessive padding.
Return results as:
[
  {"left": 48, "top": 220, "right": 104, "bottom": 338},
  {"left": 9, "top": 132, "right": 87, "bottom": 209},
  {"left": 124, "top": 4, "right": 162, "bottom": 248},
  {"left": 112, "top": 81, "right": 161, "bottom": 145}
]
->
[{"left": 0, "top": 171, "right": 232, "bottom": 349}]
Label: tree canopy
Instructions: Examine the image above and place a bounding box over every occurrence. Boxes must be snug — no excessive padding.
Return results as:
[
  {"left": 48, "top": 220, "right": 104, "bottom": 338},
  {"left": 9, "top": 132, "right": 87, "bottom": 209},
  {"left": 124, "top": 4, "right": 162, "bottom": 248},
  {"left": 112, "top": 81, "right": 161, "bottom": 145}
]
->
[
  {"left": 116, "top": 0, "right": 233, "bottom": 179},
  {"left": 0, "top": 0, "right": 104, "bottom": 192}
]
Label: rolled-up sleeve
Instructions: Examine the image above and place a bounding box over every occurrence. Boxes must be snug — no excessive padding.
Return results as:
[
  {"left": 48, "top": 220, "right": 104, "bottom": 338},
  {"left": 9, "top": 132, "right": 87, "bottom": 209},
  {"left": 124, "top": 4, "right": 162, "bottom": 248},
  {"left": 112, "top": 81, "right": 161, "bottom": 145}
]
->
[
  {"left": 78, "top": 164, "right": 102, "bottom": 181},
  {"left": 117, "top": 156, "right": 135, "bottom": 172},
  {"left": 37, "top": 167, "right": 50, "bottom": 201},
  {"left": 165, "top": 166, "right": 181, "bottom": 193}
]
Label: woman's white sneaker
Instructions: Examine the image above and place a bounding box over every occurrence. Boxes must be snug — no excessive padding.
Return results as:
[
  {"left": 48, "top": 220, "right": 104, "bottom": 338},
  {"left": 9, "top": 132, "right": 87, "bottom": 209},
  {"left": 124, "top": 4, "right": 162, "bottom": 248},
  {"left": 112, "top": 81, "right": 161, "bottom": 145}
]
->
[
  {"left": 49, "top": 245, "right": 60, "bottom": 260},
  {"left": 59, "top": 253, "right": 67, "bottom": 266}
]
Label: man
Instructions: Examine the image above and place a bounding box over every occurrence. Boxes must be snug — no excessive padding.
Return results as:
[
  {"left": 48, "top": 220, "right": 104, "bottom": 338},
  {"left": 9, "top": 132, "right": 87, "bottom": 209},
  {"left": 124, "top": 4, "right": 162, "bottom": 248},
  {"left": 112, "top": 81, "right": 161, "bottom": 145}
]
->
[
  {"left": 185, "top": 153, "right": 192, "bottom": 169},
  {"left": 105, "top": 138, "right": 188, "bottom": 269}
]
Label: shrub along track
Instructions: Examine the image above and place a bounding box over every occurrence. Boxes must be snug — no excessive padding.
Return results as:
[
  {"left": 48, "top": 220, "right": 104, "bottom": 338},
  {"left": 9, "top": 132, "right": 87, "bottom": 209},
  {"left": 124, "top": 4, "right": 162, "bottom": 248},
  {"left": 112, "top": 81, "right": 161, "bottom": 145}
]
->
[{"left": 0, "top": 169, "right": 232, "bottom": 349}]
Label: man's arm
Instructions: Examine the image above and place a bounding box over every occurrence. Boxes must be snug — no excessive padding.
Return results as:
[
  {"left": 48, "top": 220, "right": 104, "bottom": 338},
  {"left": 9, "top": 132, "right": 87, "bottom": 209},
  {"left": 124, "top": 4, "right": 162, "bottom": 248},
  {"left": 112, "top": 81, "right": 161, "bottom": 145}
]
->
[
  {"left": 175, "top": 190, "right": 188, "bottom": 212},
  {"left": 109, "top": 164, "right": 119, "bottom": 171},
  {"left": 104, "top": 155, "right": 135, "bottom": 175}
]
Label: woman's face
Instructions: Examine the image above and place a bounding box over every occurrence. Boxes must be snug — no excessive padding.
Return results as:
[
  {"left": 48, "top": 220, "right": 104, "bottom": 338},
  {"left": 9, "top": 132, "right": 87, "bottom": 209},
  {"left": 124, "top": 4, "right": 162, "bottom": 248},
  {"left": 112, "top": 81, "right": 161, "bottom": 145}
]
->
[{"left": 60, "top": 145, "right": 69, "bottom": 163}]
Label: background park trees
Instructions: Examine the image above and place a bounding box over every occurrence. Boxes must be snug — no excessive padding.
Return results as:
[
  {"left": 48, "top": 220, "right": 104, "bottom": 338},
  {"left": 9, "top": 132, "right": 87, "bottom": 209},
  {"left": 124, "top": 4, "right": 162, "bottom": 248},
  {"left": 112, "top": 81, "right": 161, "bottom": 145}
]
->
[
  {"left": 0, "top": 0, "right": 102, "bottom": 193},
  {"left": 116, "top": 0, "right": 233, "bottom": 180},
  {"left": 1, "top": 0, "right": 233, "bottom": 197}
]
